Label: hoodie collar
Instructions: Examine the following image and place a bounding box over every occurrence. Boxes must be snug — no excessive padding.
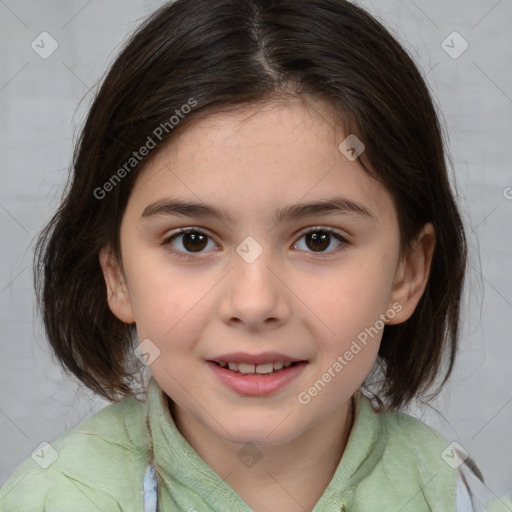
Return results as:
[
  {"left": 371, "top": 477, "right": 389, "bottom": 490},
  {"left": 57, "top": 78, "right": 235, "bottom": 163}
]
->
[{"left": 146, "top": 378, "right": 385, "bottom": 510}]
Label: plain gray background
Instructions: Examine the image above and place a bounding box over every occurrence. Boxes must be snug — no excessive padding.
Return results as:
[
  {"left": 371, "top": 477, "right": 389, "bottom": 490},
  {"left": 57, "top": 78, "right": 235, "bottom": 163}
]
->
[{"left": 1, "top": 0, "right": 511, "bottom": 502}]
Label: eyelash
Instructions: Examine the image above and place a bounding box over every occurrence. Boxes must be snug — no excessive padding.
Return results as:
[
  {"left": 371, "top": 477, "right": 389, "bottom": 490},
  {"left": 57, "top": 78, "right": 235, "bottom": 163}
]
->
[{"left": 162, "top": 226, "right": 349, "bottom": 261}]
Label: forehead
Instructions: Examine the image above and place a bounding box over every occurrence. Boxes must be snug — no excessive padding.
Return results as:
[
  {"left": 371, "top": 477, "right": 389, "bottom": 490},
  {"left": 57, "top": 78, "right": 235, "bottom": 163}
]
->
[
  {"left": 129, "top": 98, "right": 397, "bottom": 226},
  {"left": 166, "top": 97, "right": 345, "bottom": 160}
]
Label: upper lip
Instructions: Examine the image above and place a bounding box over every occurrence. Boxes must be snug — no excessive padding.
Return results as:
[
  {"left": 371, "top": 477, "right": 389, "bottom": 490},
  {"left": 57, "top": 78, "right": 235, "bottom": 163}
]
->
[{"left": 209, "top": 352, "right": 307, "bottom": 365}]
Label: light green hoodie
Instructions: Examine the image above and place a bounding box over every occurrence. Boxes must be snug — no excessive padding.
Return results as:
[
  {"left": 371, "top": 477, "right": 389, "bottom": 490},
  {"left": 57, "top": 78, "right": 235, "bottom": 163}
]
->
[{"left": 0, "top": 378, "right": 458, "bottom": 511}]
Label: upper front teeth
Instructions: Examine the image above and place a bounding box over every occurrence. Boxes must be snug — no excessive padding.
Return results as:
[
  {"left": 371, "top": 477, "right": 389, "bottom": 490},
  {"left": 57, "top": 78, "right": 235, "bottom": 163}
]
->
[{"left": 218, "top": 361, "right": 293, "bottom": 374}]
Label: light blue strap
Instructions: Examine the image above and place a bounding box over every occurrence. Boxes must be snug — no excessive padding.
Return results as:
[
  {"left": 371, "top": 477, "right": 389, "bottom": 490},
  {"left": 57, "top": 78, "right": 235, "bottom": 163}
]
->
[
  {"left": 456, "top": 471, "right": 475, "bottom": 512},
  {"left": 143, "top": 464, "right": 158, "bottom": 512}
]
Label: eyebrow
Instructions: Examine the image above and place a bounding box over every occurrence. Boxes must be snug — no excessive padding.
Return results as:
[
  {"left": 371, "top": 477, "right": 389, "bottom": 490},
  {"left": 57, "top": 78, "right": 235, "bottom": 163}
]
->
[{"left": 140, "top": 196, "right": 376, "bottom": 224}]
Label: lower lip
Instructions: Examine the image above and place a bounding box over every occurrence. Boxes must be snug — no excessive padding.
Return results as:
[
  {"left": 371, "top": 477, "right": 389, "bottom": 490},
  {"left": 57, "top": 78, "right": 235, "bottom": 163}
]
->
[{"left": 207, "top": 361, "right": 307, "bottom": 396}]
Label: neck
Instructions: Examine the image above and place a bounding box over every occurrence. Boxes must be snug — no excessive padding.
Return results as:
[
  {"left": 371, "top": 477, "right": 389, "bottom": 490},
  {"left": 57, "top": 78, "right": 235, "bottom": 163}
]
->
[{"left": 169, "top": 397, "right": 355, "bottom": 512}]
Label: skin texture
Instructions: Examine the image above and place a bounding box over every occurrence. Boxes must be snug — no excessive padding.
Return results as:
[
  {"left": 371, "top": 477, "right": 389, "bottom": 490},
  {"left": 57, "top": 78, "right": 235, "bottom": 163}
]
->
[{"left": 100, "top": 97, "right": 435, "bottom": 511}]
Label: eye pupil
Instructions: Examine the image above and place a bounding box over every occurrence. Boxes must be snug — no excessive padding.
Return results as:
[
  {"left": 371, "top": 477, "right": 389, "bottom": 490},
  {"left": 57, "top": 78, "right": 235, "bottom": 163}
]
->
[
  {"left": 306, "top": 232, "right": 330, "bottom": 251},
  {"left": 183, "top": 232, "right": 207, "bottom": 252}
]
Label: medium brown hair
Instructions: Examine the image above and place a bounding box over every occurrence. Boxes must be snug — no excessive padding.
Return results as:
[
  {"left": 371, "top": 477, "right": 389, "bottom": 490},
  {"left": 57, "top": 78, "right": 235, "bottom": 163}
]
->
[{"left": 34, "top": 0, "right": 468, "bottom": 410}]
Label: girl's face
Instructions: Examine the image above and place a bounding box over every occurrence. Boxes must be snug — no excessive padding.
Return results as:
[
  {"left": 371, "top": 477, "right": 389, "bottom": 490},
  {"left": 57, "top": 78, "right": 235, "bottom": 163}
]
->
[{"left": 101, "top": 98, "right": 434, "bottom": 448}]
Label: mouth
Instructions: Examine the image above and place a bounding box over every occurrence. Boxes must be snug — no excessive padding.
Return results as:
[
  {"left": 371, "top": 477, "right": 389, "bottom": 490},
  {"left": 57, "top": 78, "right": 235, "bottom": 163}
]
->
[
  {"left": 210, "top": 360, "right": 302, "bottom": 375},
  {"left": 207, "top": 358, "right": 308, "bottom": 396}
]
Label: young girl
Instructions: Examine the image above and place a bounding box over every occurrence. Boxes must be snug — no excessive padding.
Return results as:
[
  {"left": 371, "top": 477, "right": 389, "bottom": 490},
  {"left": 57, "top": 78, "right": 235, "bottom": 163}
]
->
[{"left": 0, "top": 0, "right": 500, "bottom": 510}]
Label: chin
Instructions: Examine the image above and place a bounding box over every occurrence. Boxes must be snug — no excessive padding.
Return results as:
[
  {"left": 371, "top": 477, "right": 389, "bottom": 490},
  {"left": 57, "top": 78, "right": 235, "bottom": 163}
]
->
[{"left": 216, "top": 413, "right": 304, "bottom": 447}]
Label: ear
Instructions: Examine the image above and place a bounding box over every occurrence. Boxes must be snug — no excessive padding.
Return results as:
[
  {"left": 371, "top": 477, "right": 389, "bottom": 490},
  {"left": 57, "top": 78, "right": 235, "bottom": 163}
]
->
[
  {"left": 386, "top": 223, "right": 436, "bottom": 325},
  {"left": 99, "top": 247, "right": 136, "bottom": 324}
]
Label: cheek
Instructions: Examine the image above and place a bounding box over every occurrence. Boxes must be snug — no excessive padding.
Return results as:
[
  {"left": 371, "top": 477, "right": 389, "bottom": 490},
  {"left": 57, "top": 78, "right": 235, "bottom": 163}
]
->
[
  {"left": 133, "top": 282, "right": 210, "bottom": 343},
  {"left": 123, "top": 249, "right": 211, "bottom": 341},
  {"left": 296, "top": 262, "right": 389, "bottom": 335}
]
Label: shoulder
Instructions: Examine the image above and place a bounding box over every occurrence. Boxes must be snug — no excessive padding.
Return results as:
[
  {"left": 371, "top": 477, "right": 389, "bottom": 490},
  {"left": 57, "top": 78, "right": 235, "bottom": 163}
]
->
[
  {"left": 0, "top": 468, "right": 123, "bottom": 511},
  {"left": 374, "top": 402, "right": 458, "bottom": 500},
  {"left": 0, "top": 394, "right": 151, "bottom": 511},
  {"left": 379, "top": 405, "right": 500, "bottom": 512},
  {"left": 343, "top": 394, "right": 460, "bottom": 510},
  {"left": 378, "top": 404, "right": 453, "bottom": 456}
]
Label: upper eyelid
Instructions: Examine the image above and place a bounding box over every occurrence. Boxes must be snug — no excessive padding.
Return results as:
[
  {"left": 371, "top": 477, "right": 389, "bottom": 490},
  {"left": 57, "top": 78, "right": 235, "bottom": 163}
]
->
[
  {"left": 165, "top": 225, "right": 348, "bottom": 245},
  {"left": 167, "top": 225, "right": 347, "bottom": 236}
]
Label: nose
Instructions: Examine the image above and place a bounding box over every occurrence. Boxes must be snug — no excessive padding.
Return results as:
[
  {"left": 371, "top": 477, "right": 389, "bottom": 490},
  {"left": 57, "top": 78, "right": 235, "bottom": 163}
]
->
[{"left": 218, "top": 246, "right": 291, "bottom": 331}]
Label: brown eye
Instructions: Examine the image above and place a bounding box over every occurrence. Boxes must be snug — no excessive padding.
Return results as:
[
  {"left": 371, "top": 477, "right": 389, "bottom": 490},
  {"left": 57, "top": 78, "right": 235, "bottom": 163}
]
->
[
  {"left": 294, "top": 228, "right": 348, "bottom": 254},
  {"left": 164, "top": 228, "right": 218, "bottom": 258},
  {"left": 305, "top": 231, "right": 330, "bottom": 251},
  {"left": 180, "top": 232, "right": 208, "bottom": 252}
]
